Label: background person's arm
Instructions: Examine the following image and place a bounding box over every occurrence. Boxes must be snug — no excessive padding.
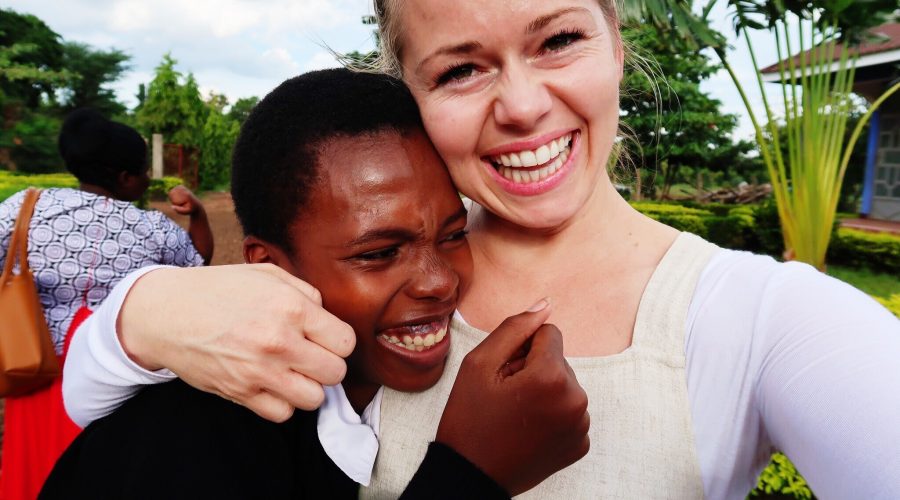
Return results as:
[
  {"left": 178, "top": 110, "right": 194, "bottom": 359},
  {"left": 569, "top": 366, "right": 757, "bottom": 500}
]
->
[{"left": 167, "top": 185, "right": 214, "bottom": 264}]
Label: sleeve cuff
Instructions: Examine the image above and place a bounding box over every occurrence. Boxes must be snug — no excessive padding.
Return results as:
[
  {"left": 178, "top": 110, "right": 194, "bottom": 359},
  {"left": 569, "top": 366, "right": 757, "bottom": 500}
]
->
[{"left": 400, "top": 442, "right": 510, "bottom": 499}]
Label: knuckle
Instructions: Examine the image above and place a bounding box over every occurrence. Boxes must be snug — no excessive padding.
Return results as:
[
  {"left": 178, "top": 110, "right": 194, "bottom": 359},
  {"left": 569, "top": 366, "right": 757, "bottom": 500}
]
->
[
  {"left": 297, "top": 386, "right": 325, "bottom": 411},
  {"left": 268, "top": 403, "right": 294, "bottom": 423}
]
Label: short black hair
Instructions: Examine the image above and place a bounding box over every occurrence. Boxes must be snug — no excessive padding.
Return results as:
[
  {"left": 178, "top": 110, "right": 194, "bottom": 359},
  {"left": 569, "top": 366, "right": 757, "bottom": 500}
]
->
[
  {"left": 231, "top": 68, "right": 424, "bottom": 251},
  {"left": 58, "top": 109, "right": 147, "bottom": 190}
]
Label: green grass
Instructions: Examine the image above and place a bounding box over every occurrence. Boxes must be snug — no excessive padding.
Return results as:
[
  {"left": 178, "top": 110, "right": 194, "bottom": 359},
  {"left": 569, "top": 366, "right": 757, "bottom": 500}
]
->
[
  {"left": 828, "top": 265, "right": 900, "bottom": 299},
  {"left": 0, "top": 171, "right": 77, "bottom": 201}
]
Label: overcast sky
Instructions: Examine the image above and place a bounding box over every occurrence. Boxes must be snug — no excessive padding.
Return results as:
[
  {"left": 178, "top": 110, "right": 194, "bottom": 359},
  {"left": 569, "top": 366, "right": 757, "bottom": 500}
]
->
[{"left": 9, "top": 0, "right": 780, "bottom": 140}]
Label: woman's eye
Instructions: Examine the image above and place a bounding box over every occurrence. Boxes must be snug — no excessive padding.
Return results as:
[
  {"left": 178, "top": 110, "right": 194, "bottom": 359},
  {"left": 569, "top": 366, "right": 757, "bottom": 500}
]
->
[
  {"left": 356, "top": 247, "right": 399, "bottom": 261},
  {"left": 543, "top": 29, "right": 585, "bottom": 52},
  {"left": 435, "top": 64, "right": 476, "bottom": 86}
]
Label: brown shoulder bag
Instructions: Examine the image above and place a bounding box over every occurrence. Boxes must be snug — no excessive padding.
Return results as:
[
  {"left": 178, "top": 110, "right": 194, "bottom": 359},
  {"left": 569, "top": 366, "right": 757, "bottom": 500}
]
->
[{"left": 0, "top": 188, "right": 60, "bottom": 397}]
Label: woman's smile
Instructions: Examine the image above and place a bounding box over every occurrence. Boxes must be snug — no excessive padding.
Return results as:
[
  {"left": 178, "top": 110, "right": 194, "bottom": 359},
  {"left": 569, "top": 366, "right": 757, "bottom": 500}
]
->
[{"left": 483, "top": 130, "right": 580, "bottom": 195}]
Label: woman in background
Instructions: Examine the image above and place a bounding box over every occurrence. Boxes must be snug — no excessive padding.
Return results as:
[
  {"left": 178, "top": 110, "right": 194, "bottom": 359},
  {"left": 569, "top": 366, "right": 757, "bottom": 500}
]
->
[{"left": 0, "top": 109, "right": 212, "bottom": 499}]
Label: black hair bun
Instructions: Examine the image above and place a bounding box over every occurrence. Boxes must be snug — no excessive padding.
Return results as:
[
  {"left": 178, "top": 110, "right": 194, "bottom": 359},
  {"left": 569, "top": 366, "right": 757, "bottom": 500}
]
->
[{"left": 58, "top": 109, "right": 147, "bottom": 189}]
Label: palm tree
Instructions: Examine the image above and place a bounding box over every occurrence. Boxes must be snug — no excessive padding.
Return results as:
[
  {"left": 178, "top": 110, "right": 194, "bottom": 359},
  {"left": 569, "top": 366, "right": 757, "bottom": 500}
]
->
[{"left": 619, "top": 0, "right": 900, "bottom": 270}]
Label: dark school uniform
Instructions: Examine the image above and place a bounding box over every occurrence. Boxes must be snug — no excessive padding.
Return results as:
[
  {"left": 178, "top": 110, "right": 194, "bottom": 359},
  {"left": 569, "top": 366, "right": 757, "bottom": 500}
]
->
[{"left": 40, "top": 380, "right": 508, "bottom": 500}]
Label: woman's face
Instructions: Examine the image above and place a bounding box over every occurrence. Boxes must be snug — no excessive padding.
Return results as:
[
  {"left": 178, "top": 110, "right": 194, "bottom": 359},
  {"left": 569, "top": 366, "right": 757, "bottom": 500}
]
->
[{"left": 399, "top": 0, "right": 623, "bottom": 230}]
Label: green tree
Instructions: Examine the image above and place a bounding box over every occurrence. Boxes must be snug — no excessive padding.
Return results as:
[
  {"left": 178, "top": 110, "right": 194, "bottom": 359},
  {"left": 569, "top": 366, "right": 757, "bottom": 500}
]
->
[
  {"left": 136, "top": 54, "right": 206, "bottom": 147},
  {"left": 226, "top": 96, "right": 258, "bottom": 125},
  {"left": 624, "top": 0, "right": 900, "bottom": 269},
  {"left": 620, "top": 23, "right": 756, "bottom": 198},
  {"left": 0, "top": 9, "right": 66, "bottom": 109},
  {"left": 57, "top": 41, "right": 130, "bottom": 116},
  {"left": 198, "top": 109, "right": 239, "bottom": 191}
]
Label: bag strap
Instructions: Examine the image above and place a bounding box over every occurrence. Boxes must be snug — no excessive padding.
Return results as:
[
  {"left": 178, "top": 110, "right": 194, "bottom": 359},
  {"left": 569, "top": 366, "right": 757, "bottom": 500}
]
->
[{"left": 1, "top": 188, "right": 41, "bottom": 282}]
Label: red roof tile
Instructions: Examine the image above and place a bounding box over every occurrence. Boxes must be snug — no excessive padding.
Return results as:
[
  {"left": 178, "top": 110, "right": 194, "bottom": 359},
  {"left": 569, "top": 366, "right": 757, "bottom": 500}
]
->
[{"left": 761, "top": 22, "right": 900, "bottom": 74}]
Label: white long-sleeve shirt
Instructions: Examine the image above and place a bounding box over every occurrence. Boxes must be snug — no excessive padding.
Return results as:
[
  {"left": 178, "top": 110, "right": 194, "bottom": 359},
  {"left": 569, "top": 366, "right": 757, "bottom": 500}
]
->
[{"left": 62, "top": 249, "right": 900, "bottom": 500}]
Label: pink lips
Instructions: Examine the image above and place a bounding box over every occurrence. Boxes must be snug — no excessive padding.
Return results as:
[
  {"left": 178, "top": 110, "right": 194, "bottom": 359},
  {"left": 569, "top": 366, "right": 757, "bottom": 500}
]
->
[{"left": 484, "top": 131, "right": 580, "bottom": 196}]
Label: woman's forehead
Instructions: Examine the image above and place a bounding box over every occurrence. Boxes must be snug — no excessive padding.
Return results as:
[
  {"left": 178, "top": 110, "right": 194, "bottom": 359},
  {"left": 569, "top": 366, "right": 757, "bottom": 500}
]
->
[{"left": 399, "top": 0, "right": 605, "bottom": 55}]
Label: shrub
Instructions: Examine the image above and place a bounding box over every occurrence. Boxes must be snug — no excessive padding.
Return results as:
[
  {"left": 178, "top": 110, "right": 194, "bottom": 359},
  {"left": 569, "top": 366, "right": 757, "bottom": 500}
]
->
[
  {"left": 827, "top": 229, "right": 900, "bottom": 276},
  {"left": 751, "top": 453, "right": 813, "bottom": 499},
  {"left": 0, "top": 113, "right": 65, "bottom": 174},
  {"left": 0, "top": 171, "right": 78, "bottom": 201},
  {"left": 875, "top": 295, "right": 900, "bottom": 318},
  {"left": 137, "top": 176, "right": 184, "bottom": 208}
]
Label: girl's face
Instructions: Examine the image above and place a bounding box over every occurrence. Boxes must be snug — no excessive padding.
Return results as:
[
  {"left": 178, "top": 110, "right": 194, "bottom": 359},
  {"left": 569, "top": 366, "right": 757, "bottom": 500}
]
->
[{"left": 399, "top": 0, "right": 623, "bottom": 230}]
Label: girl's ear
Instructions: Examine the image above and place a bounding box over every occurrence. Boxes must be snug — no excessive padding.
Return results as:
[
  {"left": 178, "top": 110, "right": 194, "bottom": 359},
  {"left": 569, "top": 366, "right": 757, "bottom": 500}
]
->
[
  {"left": 243, "top": 236, "right": 274, "bottom": 264},
  {"left": 242, "top": 236, "right": 297, "bottom": 274}
]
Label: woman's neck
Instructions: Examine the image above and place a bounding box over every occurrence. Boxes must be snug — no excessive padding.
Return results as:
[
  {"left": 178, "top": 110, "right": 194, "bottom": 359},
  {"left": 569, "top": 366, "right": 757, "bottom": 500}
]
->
[
  {"left": 469, "top": 180, "right": 642, "bottom": 265},
  {"left": 79, "top": 183, "right": 116, "bottom": 199}
]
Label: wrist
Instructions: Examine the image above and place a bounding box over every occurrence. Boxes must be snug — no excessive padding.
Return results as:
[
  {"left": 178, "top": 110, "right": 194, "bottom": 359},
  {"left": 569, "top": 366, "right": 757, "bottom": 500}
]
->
[{"left": 117, "top": 268, "right": 177, "bottom": 371}]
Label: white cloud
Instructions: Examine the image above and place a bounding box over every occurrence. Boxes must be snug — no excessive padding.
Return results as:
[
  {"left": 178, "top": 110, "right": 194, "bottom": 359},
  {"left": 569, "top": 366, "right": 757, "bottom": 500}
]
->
[{"left": 302, "top": 51, "right": 341, "bottom": 72}]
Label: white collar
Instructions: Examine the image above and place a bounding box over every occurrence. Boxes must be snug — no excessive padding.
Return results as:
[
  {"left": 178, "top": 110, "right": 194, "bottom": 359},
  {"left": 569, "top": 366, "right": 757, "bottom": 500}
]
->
[{"left": 316, "top": 384, "right": 383, "bottom": 486}]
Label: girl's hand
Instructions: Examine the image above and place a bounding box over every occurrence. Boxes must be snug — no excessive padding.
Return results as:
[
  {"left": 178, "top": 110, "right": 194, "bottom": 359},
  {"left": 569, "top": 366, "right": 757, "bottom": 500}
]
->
[
  {"left": 118, "top": 264, "right": 356, "bottom": 422},
  {"left": 436, "top": 300, "right": 590, "bottom": 495}
]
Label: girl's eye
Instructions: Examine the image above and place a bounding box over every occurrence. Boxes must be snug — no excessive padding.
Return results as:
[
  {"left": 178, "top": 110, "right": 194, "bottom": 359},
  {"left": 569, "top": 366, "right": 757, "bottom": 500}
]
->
[
  {"left": 543, "top": 29, "right": 586, "bottom": 52},
  {"left": 356, "top": 247, "right": 399, "bottom": 261},
  {"left": 435, "top": 63, "right": 476, "bottom": 86},
  {"left": 444, "top": 229, "right": 469, "bottom": 243}
]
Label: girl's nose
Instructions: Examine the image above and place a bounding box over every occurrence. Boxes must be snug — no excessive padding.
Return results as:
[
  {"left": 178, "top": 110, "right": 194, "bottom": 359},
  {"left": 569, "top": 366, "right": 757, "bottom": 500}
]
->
[{"left": 407, "top": 251, "right": 458, "bottom": 303}]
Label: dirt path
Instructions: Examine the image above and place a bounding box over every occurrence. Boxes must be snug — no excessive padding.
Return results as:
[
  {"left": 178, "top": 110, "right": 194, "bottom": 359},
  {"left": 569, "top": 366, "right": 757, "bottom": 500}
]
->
[{"left": 150, "top": 191, "right": 244, "bottom": 265}]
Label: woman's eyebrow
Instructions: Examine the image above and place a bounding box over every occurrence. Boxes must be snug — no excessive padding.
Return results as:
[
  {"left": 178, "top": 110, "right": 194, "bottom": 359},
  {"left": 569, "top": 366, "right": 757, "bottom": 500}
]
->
[
  {"left": 526, "top": 7, "right": 590, "bottom": 34},
  {"left": 417, "top": 41, "right": 482, "bottom": 73}
]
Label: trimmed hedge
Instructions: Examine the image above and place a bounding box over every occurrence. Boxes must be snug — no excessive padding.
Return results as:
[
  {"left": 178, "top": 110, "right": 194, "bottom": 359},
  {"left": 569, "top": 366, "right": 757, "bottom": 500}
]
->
[
  {"left": 631, "top": 201, "right": 900, "bottom": 275},
  {"left": 0, "top": 171, "right": 78, "bottom": 201},
  {"left": 136, "top": 177, "right": 185, "bottom": 209},
  {"left": 828, "top": 229, "right": 900, "bottom": 276}
]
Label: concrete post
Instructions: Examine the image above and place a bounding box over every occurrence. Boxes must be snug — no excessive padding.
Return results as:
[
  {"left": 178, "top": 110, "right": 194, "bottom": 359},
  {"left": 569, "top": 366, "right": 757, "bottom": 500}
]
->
[{"left": 152, "top": 134, "right": 164, "bottom": 179}]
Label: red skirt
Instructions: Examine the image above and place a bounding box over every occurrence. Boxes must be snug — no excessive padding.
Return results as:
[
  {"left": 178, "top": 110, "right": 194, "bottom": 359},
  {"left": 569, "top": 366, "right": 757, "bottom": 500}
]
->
[{"left": 0, "top": 306, "right": 90, "bottom": 500}]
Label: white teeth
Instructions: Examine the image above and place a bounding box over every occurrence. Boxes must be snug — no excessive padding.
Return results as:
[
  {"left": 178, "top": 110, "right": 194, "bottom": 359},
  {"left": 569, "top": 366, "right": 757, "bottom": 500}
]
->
[
  {"left": 549, "top": 140, "right": 560, "bottom": 158},
  {"left": 535, "top": 145, "right": 550, "bottom": 165},
  {"left": 495, "top": 140, "right": 571, "bottom": 185},
  {"left": 520, "top": 150, "right": 537, "bottom": 167},
  {"left": 383, "top": 326, "right": 447, "bottom": 352},
  {"left": 489, "top": 134, "right": 572, "bottom": 178}
]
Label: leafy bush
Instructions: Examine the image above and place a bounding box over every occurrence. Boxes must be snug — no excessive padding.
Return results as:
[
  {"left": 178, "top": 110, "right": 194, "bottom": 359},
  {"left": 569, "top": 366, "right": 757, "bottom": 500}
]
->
[
  {"left": 0, "top": 171, "right": 78, "bottom": 201},
  {"left": 827, "top": 229, "right": 900, "bottom": 276},
  {"left": 631, "top": 201, "right": 900, "bottom": 275},
  {"left": 0, "top": 113, "right": 64, "bottom": 173},
  {"left": 751, "top": 453, "right": 813, "bottom": 499},
  {"left": 875, "top": 295, "right": 900, "bottom": 318},
  {"left": 137, "top": 176, "right": 183, "bottom": 208}
]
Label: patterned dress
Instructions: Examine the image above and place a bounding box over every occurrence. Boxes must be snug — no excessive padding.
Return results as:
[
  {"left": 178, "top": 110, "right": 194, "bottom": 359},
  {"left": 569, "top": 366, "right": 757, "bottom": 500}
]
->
[{"left": 0, "top": 187, "right": 203, "bottom": 353}]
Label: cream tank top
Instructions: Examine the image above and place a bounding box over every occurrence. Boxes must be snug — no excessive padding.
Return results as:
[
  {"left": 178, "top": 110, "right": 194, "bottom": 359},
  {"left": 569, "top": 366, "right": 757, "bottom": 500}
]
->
[{"left": 362, "top": 233, "right": 719, "bottom": 499}]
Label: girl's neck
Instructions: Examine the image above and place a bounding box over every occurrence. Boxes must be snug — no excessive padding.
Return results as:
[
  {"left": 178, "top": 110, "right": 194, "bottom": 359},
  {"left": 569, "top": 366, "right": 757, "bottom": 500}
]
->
[{"left": 342, "top": 375, "right": 380, "bottom": 415}]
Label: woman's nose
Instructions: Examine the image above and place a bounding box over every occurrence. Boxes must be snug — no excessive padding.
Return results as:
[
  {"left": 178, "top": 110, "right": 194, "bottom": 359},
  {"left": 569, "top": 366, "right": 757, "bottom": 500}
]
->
[
  {"left": 492, "top": 62, "right": 552, "bottom": 130},
  {"left": 407, "top": 251, "right": 458, "bottom": 302}
]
